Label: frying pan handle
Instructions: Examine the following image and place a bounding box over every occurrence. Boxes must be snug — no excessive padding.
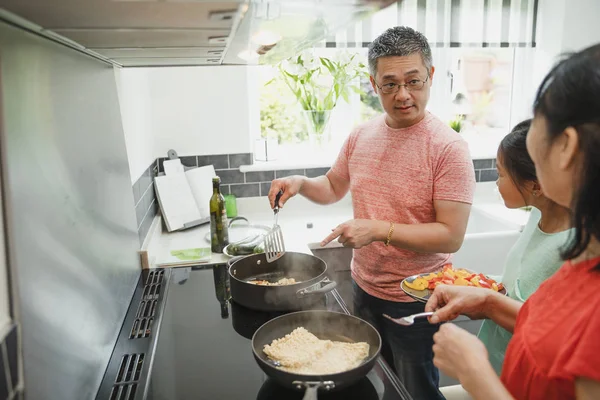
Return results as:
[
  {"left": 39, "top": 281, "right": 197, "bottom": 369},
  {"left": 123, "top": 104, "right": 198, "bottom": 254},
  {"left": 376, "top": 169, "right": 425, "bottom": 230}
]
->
[
  {"left": 302, "top": 385, "right": 318, "bottom": 400},
  {"left": 226, "top": 255, "right": 245, "bottom": 268},
  {"left": 296, "top": 277, "right": 337, "bottom": 298},
  {"left": 292, "top": 381, "right": 335, "bottom": 400}
]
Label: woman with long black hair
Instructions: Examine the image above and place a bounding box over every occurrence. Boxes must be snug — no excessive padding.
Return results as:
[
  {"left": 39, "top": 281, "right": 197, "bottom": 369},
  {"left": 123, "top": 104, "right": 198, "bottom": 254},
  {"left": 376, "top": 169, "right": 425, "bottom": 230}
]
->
[{"left": 425, "top": 43, "right": 600, "bottom": 399}]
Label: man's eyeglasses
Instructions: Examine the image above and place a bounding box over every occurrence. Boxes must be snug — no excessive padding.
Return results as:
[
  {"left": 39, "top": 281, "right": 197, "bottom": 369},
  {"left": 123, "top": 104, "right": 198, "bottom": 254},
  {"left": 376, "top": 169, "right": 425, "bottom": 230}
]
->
[{"left": 376, "top": 75, "right": 430, "bottom": 94}]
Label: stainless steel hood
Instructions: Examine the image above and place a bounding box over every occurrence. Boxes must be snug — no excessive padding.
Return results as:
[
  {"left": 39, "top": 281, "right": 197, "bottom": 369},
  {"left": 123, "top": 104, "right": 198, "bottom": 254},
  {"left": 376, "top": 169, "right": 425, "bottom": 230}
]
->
[{"left": 0, "top": 0, "right": 396, "bottom": 67}]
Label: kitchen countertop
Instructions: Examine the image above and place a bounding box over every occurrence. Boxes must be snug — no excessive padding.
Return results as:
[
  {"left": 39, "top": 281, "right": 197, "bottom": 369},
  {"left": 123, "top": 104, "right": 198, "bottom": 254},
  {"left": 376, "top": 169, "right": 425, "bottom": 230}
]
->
[
  {"left": 141, "top": 195, "right": 354, "bottom": 268},
  {"left": 141, "top": 182, "right": 528, "bottom": 269}
]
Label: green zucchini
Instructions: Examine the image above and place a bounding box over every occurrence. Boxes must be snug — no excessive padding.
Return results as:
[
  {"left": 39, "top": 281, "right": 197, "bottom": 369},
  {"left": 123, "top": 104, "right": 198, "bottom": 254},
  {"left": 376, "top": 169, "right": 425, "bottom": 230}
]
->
[
  {"left": 229, "top": 234, "right": 265, "bottom": 255},
  {"left": 253, "top": 245, "right": 264, "bottom": 254}
]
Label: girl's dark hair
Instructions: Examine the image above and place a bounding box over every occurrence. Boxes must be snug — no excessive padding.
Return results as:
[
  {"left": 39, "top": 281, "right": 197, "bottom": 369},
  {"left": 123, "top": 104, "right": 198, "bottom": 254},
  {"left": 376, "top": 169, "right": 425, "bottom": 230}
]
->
[
  {"left": 498, "top": 119, "right": 536, "bottom": 193},
  {"left": 533, "top": 43, "right": 600, "bottom": 264}
]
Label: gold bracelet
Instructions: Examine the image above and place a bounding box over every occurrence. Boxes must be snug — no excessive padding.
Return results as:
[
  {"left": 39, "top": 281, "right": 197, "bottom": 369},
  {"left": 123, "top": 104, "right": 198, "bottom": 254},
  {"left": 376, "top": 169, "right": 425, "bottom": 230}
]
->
[{"left": 385, "top": 222, "right": 395, "bottom": 246}]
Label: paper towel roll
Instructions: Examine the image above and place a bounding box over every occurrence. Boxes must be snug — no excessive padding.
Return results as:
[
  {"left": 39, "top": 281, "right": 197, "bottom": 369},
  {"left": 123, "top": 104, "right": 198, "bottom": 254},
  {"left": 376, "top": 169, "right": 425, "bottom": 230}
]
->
[{"left": 164, "top": 159, "right": 184, "bottom": 175}]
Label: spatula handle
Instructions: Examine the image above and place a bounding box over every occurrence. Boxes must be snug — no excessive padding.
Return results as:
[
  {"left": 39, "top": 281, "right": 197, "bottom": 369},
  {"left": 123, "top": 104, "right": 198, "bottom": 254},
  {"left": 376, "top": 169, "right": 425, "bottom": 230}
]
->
[{"left": 274, "top": 190, "right": 283, "bottom": 210}]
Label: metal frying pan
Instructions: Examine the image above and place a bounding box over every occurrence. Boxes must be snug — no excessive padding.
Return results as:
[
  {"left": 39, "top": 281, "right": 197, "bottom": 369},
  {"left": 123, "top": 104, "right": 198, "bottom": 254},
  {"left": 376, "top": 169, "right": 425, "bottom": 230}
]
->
[
  {"left": 251, "top": 310, "right": 381, "bottom": 400},
  {"left": 228, "top": 252, "right": 337, "bottom": 311}
]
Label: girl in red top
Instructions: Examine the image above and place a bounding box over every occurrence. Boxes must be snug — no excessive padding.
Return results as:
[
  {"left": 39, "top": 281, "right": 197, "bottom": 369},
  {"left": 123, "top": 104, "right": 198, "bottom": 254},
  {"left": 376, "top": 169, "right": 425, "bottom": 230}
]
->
[{"left": 425, "top": 43, "right": 600, "bottom": 400}]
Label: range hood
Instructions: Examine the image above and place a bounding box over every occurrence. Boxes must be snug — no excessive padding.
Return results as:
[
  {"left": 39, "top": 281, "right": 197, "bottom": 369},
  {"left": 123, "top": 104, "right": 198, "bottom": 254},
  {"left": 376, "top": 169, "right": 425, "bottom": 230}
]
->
[{"left": 0, "top": 0, "right": 396, "bottom": 67}]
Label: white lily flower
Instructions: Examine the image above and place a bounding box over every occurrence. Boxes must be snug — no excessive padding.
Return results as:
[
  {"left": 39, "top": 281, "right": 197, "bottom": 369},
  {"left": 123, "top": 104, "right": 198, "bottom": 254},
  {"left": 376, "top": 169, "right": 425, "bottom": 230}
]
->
[{"left": 316, "top": 73, "right": 334, "bottom": 88}]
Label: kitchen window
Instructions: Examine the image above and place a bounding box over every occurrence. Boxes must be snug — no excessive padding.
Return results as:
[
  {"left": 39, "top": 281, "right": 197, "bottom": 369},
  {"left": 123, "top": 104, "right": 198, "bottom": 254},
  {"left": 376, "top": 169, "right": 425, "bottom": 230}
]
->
[
  {"left": 252, "top": 0, "right": 538, "bottom": 168},
  {"left": 257, "top": 47, "right": 372, "bottom": 165}
]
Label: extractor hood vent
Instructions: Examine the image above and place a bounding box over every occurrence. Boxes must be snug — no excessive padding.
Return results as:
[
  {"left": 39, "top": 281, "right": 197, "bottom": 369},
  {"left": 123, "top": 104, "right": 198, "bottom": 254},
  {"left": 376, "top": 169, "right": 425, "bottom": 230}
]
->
[
  {"left": 208, "top": 35, "right": 229, "bottom": 45},
  {"left": 0, "top": 0, "right": 397, "bottom": 67},
  {"left": 209, "top": 9, "right": 238, "bottom": 22}
]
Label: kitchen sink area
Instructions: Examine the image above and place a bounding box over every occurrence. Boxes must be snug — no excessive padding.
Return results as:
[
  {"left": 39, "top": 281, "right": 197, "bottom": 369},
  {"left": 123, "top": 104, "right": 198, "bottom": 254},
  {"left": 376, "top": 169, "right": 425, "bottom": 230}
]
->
[{"left": 311, "top": 205, "right": 522, "bottom": 387}]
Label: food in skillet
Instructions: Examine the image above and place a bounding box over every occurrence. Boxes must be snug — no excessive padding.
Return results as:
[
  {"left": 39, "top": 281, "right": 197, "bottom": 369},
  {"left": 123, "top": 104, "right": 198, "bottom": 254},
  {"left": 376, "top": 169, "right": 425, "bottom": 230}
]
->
[
  {"left": 263, "top": 327, "right": 370, "bottom": 375},
  {"left": 404, "top": 263, "right": 504, "bottom": 292},
  {"left": 247, "top": 278, "right": 297, "bottom": 286}
]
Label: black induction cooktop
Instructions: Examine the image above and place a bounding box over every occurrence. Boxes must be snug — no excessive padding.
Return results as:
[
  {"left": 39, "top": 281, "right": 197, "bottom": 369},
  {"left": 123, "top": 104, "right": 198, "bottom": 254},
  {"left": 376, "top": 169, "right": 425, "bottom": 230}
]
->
[{"left": 140, "top": 265, "right": 412, "bottom": 400}]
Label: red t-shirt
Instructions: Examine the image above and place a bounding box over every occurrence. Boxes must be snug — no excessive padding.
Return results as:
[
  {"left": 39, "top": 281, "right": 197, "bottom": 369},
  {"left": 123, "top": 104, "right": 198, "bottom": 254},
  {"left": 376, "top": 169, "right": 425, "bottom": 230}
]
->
[
  {"left": 330, "top": 112, "right": 475, "bottom": 301},
  {"left": 501, "top": 256, "right": 600, "bottom": 399}
]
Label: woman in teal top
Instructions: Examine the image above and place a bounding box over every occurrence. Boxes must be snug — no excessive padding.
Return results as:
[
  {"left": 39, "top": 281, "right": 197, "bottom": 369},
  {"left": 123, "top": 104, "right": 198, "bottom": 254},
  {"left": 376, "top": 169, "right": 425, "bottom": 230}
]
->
[{"left": 478, "top": 119, "right": 573, "bottom": 375}]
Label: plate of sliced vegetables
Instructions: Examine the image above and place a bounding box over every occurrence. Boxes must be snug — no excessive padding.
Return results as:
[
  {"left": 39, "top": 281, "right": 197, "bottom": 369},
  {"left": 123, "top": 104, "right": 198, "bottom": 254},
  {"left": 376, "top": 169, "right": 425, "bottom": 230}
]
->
[{"left": 401, "top": 263, "right": 506, "bottom": 303}]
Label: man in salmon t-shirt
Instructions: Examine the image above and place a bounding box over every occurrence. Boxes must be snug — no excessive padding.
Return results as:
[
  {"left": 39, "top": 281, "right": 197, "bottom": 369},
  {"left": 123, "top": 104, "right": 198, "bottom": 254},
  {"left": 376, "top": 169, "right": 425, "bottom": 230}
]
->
[{"left": 268, "top": 26, "right": 475, "bottom": 399}]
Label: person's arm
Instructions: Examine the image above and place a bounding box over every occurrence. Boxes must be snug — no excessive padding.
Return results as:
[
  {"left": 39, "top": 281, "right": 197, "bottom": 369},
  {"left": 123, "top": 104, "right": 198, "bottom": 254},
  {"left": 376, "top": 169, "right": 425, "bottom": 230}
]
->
[
  {"left": 432, "top": 323, "right": 515, "bottom": 400},
  {"left": 268, "top": 171, "right": 349, "bottom": 208},
  {"left": 461, "top": 366, "right": 515, "bottom": 400},
  {"left": 484, "top": 290, "right": 523, "bottom": 333},
  {"left": 391, "top": 138, "right": 476, "bottom": 253},
  {"left": 576, "top": 378, "right": 600, "bottom": 400},
  {"left": 426, "top": 286, "right": 523, "bottom": 333},
  {"left": 377, "top": 199, "right": 471, "bottom": 253},
  {"left": 298, "top": 171, "right": 350, "bottom": 205},
  {"left": 321, "top": 199, "right": 471, "bottom": 253}
]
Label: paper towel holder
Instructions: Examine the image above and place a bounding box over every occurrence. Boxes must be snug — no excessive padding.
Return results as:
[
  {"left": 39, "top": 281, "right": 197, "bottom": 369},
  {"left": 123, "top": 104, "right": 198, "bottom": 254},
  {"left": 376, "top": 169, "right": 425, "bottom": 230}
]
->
[
  {"left": 158, "top": 149, "right": 194, "bottom": 176},
  {"left": 167, "top": 149, "right": 178, "bottom": 160}
]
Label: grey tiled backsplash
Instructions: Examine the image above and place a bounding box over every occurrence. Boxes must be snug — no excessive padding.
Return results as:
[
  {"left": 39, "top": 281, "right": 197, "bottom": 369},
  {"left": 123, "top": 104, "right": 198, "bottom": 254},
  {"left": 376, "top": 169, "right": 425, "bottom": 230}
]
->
[
  {"left": 133, "top": 153, "right": 498, "bottom": 245},
  {"left": 133, "top": 162, "right": 159, "bottom": 246},
  {"left": 216, "top": 169, "right": 245, "bottom": 185},
  {"left": 275, "top": 169, "right": 305, "bottom": 179},
  {"left": 197, "top": 154, "right": 228, "bottom": 170},
  {"left": 230, "top": 183, "right": 260, "bottom": 197},
  {"left": 305, "top": 167, "right": 331, "bottom": 178},
  {"left": 245, "top": 170, "right": 275, "bottom": 183},
  {"left": 260, "top": 182, "right": 272, "bottom": 197},
  {"left": 229, "top": 153, "right": 253, "bottom": 169},
  {"left": 473, "top": 159, "right": 494, "bottom": 169},
  {"left": 479, "top": 168, "right": 499, "bottom": 182}
]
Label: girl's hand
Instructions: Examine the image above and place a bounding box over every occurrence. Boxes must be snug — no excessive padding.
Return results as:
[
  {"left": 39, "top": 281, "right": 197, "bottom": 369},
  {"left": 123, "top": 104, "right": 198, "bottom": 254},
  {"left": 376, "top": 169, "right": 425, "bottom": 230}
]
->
[
  {"left": 426, "top": 285, "right": 492, "bottom": 323},
  {"left": 433, "top": 323, "right": 490, "bottom": 381}
]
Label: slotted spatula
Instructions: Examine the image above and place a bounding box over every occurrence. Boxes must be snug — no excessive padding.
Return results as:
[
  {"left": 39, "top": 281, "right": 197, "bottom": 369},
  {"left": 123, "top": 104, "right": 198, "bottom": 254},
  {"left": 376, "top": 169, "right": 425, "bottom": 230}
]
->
[{"left": 264, "top": 190, "right": 285, "bottom": 263}]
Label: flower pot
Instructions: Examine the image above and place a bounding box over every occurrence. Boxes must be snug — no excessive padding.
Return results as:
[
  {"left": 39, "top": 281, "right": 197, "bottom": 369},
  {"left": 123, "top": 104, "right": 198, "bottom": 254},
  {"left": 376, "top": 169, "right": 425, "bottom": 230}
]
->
[{"left": 302, "top": 110, "right": 333, "bottom": 146}]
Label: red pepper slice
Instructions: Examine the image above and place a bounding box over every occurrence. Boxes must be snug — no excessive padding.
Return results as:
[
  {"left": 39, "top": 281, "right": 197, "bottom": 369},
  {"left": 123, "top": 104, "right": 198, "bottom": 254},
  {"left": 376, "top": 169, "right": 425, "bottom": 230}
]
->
[{"left": 478, "top": 280, "right": 491, "bottom": 289}]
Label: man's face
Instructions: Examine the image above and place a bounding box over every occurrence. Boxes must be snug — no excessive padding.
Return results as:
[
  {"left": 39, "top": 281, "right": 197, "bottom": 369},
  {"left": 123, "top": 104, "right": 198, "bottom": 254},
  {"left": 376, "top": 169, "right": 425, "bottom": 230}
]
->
[{"left": 370, "top": 53, "right": 434, "bottom": 129}]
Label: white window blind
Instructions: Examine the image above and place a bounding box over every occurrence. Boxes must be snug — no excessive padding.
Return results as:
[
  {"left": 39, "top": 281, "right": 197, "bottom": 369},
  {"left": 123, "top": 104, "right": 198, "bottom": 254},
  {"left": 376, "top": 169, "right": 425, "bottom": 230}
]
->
[{"left": 319, "top": 0, "right": 538, "bottom": 48}]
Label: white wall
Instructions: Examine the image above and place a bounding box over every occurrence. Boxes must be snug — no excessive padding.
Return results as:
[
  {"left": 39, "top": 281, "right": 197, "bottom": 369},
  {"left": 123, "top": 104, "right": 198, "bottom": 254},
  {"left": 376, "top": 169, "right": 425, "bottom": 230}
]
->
[
  {"left": 115, "top": 68, "right": 155, "bottom": 184},
  {"left": 116, "top": 66, "right": 258, "bottom": 183},
  {"left": 561, "top": 0, "right": 600, "bottom": 53},
  {"left": 533, "top": 0, "right": 600, "bottom": 94},
  {"left": 513, "top": 0, "right": 600, "bottom": 127},
  {"left": 149, "top": 66, "right": 255, "bottom": 158}
]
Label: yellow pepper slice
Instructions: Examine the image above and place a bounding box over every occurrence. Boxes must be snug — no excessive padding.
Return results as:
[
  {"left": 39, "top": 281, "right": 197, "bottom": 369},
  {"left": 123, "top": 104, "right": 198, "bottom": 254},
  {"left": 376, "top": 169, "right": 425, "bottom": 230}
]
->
[
  {"left": 404, "top": 277, "right": 428, "bottom": 291},
  {"left": 423, "top": 273, "right": 438, "bottom": 281},
  {"left": 455, "top": 269, "right": 471, "bottom": 278},
  {"left": 454, "top": 277, "right": 470, "bottom": 286}
]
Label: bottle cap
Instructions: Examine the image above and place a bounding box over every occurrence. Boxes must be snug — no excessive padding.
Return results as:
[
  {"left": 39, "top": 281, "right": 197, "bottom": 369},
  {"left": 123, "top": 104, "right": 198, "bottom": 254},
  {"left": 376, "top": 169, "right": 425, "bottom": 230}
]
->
[{"left": 212, "top": 176, "right": 221, "bottom": 183}]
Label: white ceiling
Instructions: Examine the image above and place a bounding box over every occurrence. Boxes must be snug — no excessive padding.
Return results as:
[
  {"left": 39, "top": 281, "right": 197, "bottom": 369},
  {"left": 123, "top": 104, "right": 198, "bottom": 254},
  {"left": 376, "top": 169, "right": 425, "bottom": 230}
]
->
[{"left": 0, "top": 0, "right": 397, "bottom": 67}]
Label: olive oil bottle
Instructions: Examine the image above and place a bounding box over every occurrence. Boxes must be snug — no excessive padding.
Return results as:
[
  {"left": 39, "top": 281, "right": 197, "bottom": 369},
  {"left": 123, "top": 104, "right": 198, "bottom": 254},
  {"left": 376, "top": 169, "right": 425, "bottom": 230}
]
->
[{"left": 210, "top": 176, "right": 229, "bottom": 253}]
